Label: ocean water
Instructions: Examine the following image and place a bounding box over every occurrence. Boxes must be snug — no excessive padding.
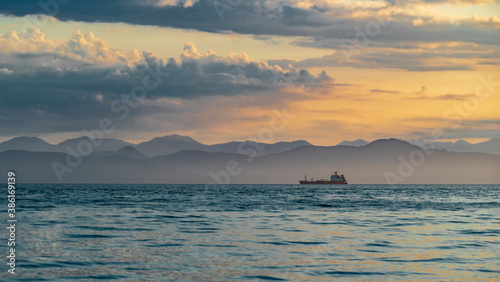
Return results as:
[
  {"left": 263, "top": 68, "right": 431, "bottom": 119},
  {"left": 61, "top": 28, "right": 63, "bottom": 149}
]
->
[{"left": 2, "top": 184, "right": 499, "bottom": 281}]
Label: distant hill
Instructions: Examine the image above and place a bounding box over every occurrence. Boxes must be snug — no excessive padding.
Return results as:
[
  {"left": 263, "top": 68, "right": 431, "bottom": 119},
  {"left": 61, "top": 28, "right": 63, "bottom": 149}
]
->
[
  {"left": 335, "top": 137, "right": 500, "bottom": 156},
  {"left": 134, "top": 135, "right": 205, "bottom": 157},
  {"left": 133, "top": 135, "right": 312, "bottom": 157},
  {"left": 0, "top": 137, "right": 59, "bottom": 152},
  {"left": 1, "top": 139, "right": 499, "bottom": 184},
  {"left": 56, "top": 137, "right": 132, "bottom": 152},
  {"left": 408, "top": 138, "right": 500, "bottom": 155},
  {"left": 90, "top": 146, "right": 148, "bottom": 160},
  {"left": 114, "top": 146, "right": 148, "bottom": 160},
  {"left": 1, "top": 134, "right": 498, "bottom": 163},
  {"left": 336, "top": 139, "right": 369, "bottom": 147},
  {"left": 474, "top": 138, "right": 500, "bottom": 155},
  {"left": 205, "top": 140, "right": 312, "bottom": 156},
  {"left": 0, "top": 135, "right": 313, "bottom": 157},
  {"left": 0, "top": 136, "right": 132, "bottom": 153}
]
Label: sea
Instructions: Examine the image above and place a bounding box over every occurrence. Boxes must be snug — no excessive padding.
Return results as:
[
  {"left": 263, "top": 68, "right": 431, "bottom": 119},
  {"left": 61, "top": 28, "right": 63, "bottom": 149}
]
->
[{"left": 2, "top": 184, "right": 499, "bottom": 281}]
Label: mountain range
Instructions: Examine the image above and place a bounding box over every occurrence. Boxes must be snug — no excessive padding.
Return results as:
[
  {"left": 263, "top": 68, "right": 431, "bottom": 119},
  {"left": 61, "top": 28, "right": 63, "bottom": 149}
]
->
[
  {"left": 0, "top": 136, "right": 499, "bottom": 184},
  {"left": 337, "top": 138, "right": 500, "bottom": 155},
  {"left": 0, "top": 135, "right": 312, "bottom": 157},
  {"left": 1, "top": 135, "right": 499, "bottom": 156},
  {"left": 409, "top": 138, "right": 500, "bottom": 155}
]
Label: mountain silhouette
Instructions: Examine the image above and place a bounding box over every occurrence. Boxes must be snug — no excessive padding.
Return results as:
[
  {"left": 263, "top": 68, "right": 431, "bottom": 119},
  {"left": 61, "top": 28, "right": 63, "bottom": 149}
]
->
[{"left": 1, "top": 139, "right": 498, "bottom": 184}]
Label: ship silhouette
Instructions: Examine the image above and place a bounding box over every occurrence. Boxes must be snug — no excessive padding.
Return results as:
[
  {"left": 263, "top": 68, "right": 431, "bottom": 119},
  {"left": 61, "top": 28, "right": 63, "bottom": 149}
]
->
[{"left": 299, "top": 171, "right": 348, "bottom": 184}]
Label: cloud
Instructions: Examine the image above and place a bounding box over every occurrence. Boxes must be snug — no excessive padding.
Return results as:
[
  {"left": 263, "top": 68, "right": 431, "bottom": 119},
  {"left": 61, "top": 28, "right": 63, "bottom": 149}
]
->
[
  {"left": 479, "top": 60, "right": 500, "bottom": 65},
  {"left": 252, "top": 35, "right": 281, "bottom": 45},
  {"left": 268, "top": 46, "right": 481, "bottom": 71},
  {"left": 0, "top": 27, "right": 140, "bottom": 66},
  {"left": 405, "top": 126, "right": 500, "bottom": 141},
  {"left": 0, "top": 29, "right": 332, "bottom": 136},
  {"left": 307, "top": 118, "right": 374, "bottom": 135},
  {"left": 2, "top": 1, "right": 498, "bottom": 74},
  {"left": 363, "top": 87, "right": 479, "bottom": 101},
  {"left": 370, "top": 89, "right": 402, "bottom": 95},
  {"left": 434, "top": 94, "right": 477, "bottom": 100},
  {"left": 0, "top": 0, "right": 498, "bottom": 47},
  {"left": 400, "top": 0, "right": 500, "bottom": 5}
]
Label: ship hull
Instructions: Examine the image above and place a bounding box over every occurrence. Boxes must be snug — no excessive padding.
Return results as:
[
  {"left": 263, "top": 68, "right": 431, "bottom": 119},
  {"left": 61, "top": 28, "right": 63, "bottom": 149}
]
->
[{"left": 299, "top": 180, "right": 347, "bottom": 185}]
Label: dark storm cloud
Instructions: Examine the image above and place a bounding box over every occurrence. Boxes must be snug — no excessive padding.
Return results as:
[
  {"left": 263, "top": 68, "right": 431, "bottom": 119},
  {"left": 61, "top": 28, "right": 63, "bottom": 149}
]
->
[
  {"left": 0, "top": 0, "right": 498, "bottom": 46},
  {"left": 0, "top": 0, "right": 329, "bottom": 36},
  {"left": 0, "top": 41, "right": 332, "bottom": 135}
]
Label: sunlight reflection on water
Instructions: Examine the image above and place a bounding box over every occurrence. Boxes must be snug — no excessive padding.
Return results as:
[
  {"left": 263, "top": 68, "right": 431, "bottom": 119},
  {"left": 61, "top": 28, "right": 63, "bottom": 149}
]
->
[{"left": 2, "top": 184, "right": 499, "bottom": 281}]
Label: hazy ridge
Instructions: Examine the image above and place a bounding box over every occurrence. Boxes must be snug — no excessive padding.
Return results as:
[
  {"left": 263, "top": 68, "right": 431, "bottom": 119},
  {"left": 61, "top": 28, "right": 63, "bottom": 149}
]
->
[{"left": 1, "top": 137, "right": 499, "bottom": 184}]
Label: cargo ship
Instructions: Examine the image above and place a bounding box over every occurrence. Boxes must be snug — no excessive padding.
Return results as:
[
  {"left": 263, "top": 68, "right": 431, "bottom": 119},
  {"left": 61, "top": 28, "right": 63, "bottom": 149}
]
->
[{"left": 299, "top": 171, "right": 348, "bottom": 184}]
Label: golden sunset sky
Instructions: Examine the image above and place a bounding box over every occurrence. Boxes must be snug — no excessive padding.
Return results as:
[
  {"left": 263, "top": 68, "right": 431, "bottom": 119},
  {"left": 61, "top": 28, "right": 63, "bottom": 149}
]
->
[{"left": 0, "top": 0, "right": 498, "bottom": 145}]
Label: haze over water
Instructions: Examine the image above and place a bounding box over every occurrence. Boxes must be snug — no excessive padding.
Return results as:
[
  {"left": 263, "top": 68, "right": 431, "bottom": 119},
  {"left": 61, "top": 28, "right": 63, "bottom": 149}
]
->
[{"left": 4, "top": 184, "right": 499, "bottom": 281}]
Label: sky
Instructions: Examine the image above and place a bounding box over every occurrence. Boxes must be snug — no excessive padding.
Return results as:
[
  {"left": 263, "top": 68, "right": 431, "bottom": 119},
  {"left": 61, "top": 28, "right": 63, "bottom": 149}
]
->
[{"left": 0, "top": 0, "right": 498, "bottom": 146}]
